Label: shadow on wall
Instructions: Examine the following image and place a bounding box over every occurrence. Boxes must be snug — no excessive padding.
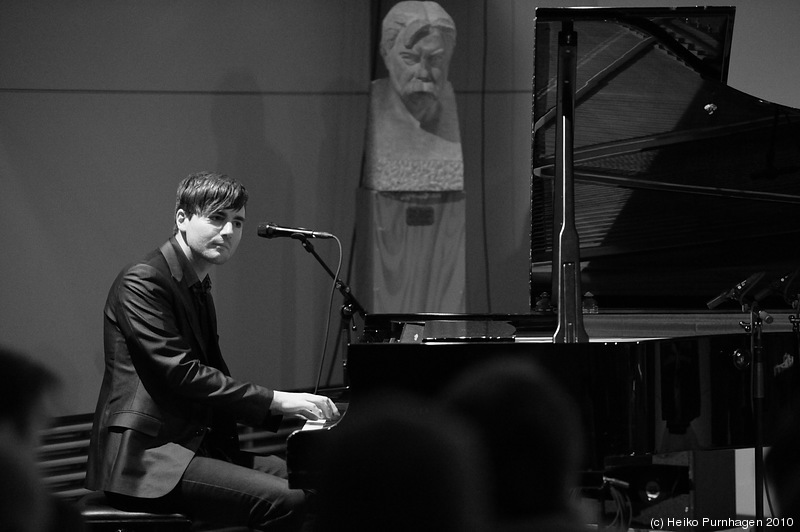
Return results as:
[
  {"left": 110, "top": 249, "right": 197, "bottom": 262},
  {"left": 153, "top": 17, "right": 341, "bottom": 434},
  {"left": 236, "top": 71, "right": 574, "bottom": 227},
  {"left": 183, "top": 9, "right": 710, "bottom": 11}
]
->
[{"left": 210, "top": 70, "right": 302, "bottom": 383}]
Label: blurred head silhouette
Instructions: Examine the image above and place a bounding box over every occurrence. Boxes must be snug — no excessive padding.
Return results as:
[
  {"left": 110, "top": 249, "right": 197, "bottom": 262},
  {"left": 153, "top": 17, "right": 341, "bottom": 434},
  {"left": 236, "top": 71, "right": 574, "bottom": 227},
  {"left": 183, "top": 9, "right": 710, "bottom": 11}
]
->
[
  {"left": 441, "top": 357, "right": 585, "bottom": 525},
  {"left": 315, "top": 391, "right": 489, "bottom": 532},
  {"left": 766, "top": 409, "right": 800, "bottom": 518},
  {"left": 0, "top": 346, "right": 61, "bottom": 532}
]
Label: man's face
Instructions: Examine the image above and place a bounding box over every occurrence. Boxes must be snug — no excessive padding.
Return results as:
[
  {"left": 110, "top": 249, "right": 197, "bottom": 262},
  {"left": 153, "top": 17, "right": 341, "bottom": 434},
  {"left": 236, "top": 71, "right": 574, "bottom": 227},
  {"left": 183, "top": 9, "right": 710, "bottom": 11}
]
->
[
  {"left": 386, "top": 29, "right": 451, "bottom": 108},
  {"left": 177, "top": 206, "right": 245, "bottom": 268}
]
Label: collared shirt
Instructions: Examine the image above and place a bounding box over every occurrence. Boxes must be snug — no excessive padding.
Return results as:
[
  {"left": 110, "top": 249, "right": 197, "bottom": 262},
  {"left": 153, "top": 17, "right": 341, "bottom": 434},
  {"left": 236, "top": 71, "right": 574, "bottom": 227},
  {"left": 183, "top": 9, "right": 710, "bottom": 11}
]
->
[
  {"left": 168, "top": 236, "right": 203, "bottom": 289},
  {"left": 166, "top": 238, "right": 234, "bottom": 459},
  {"left": 167, "top": 236, "right": 220, "bottom": 369}
]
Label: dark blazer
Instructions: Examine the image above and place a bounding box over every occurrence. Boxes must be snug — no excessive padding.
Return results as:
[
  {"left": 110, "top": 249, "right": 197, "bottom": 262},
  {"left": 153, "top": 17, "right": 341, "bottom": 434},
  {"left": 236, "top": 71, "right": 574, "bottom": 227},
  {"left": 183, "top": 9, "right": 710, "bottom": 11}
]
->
[{"left": 86, "top": 238, "right": 280, "bottom": 498}]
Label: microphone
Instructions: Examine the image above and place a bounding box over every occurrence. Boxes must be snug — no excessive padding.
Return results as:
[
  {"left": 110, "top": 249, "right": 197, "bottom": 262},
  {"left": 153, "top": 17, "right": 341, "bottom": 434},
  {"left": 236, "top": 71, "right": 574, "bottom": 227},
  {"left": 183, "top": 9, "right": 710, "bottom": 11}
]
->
[
  {"left": 753, "top": 270, "right": 797, "bottom": 303},
  {"left": 257, "top": 222, "right": 334, "bottom": 240},
  {"left": 706, "top": 271, "right": 765, "bottom": 310}
]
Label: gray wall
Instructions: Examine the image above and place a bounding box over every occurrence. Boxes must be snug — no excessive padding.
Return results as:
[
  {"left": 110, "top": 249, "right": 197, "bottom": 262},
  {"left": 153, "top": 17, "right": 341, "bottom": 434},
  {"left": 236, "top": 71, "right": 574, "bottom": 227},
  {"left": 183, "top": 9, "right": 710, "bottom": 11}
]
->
[{"left": 1, "top": 0, "right": 798, "bottom": 416}]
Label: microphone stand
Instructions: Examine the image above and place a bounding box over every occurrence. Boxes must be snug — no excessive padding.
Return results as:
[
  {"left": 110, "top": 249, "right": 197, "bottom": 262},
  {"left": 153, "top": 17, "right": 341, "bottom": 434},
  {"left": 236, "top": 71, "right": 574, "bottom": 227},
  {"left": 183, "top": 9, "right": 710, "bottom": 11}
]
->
[
  {"left": 712, "top": 272, "right": 772, "bottom": 530},
  {"left": 738, "top": 297, "right": 769, "bottom": 531},
  {"left": 786, "top": 280, "right": 800, "bottom": 361},
  {"left": 791, "top": 296, "right": 800, "bottom": 359},
  {"left": 291, "top": 234, "right": 367, "bottom": 393}
]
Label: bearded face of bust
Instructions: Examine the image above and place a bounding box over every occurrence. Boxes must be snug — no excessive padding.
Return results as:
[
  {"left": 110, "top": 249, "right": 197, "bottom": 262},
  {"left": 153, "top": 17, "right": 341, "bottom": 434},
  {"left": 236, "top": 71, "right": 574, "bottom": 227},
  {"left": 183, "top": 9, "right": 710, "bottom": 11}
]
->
[{"left": 381, "top": 2, "right": 455, "bottom": 124}]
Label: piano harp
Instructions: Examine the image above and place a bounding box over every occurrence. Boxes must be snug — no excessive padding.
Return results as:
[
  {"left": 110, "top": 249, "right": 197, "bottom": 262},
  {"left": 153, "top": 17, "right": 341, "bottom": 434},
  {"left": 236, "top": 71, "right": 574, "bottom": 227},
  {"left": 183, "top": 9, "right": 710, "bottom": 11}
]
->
[{"left": 286, "top": 7, "right": 800, "bottom": 523}]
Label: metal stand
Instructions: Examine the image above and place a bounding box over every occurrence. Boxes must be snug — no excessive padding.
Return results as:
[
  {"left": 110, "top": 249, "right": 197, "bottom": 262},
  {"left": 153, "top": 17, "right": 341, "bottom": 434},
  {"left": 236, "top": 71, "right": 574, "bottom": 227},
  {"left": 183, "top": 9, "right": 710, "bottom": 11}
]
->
[
  {"left": 790, "top": 298, "right": 800, "bottom": 358},
  {"left": 709, "top": 271, "right": 775, "bottom": 531},
  {"left": 552, "top": 20, "right": 588, "bottom": 344},
  {"left": 739, "top": 304, "right": 768, "bottom": 531},
  {"left": 292, "top": 234, "right": 367, "bottom": 393},
  {"left": 786, "top": 272, "right": 800, "bottom": 359}
]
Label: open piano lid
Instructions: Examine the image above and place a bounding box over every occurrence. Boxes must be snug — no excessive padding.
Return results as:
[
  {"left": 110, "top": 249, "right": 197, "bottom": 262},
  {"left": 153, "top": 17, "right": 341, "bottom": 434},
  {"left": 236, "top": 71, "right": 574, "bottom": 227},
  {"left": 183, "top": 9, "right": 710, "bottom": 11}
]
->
[{"left": 532, "top": 7, "right": 800, "bottom": 311}]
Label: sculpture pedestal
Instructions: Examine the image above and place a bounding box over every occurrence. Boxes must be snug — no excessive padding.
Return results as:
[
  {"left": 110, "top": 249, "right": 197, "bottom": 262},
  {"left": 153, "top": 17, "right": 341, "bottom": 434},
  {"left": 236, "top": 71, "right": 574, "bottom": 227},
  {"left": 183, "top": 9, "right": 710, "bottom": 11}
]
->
[{"left": 355, "top": 187, "right": 465, "bottom": 314}]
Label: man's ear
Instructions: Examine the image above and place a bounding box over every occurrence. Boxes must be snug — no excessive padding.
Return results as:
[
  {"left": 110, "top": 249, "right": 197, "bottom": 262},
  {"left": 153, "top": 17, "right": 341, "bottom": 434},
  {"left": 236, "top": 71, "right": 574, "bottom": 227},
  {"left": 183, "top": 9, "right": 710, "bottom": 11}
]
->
[{"left": 175, "top": 209, "right": 189, "bottom": 231}]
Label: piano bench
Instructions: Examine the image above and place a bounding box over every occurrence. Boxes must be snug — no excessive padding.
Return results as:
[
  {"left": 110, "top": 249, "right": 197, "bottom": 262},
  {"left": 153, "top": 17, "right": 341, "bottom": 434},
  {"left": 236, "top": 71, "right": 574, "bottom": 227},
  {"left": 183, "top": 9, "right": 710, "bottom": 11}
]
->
[{"left": 78, "top": 491, "right": 192, "bottom": 532}]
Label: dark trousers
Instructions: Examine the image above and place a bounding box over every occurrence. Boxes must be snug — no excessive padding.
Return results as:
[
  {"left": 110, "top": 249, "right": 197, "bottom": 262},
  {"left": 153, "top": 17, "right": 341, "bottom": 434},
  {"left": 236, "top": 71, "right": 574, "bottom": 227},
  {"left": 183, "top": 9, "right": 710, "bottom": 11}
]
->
[{"left": 107, "top": 454, "right": 307, "bottom": 531}]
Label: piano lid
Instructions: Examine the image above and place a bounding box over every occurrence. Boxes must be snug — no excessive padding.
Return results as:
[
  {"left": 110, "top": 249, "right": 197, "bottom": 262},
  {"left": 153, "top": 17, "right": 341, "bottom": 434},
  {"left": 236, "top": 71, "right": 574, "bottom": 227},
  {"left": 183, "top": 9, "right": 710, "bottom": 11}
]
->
[{"left": 531, "top": 7, "right": 800, "bottom": 311}]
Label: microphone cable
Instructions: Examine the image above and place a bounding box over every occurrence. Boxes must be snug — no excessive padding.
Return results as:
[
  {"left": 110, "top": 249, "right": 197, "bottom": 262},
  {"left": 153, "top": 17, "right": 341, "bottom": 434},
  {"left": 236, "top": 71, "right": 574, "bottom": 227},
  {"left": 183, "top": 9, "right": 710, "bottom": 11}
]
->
[{"left": 314, "top": 235, "right": 344, "bottom": 395}]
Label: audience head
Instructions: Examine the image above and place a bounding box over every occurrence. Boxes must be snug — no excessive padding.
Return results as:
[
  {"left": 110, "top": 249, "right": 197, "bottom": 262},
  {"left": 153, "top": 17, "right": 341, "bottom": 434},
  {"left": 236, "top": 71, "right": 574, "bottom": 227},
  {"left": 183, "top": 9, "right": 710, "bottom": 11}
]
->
[
  {"left": 766, "top": 410, "right": 800, "bottom": 518},
  {"left": 315, "top": 392, "right": 489, "bottom": 532},
  {"left": 0, "top": 346, "right": 62, "bottom": 532},
  {"left": 0, "top": 345, "right": 60, "bottom": 447},
  {"left": 441, "top": 357, "right": 585, "bottom": 522}
]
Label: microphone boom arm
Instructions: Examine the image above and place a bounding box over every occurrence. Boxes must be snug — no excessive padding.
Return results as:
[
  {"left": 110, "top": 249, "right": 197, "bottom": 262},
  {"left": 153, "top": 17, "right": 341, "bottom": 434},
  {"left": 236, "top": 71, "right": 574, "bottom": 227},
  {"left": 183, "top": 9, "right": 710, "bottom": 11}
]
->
[{"left": 292, "top": 234, "right": 367, "bottom": 319}]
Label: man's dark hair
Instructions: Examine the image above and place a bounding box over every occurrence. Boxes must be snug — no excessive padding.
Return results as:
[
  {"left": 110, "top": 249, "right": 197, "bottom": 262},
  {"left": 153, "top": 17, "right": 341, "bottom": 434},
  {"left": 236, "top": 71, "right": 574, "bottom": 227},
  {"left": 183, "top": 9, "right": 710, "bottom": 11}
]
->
[
  {"left": 0, "top": 346, "right": 60, "bottom": 436},
  {"left": 173, "top": 171, "right": 249, "bottom": 234}
]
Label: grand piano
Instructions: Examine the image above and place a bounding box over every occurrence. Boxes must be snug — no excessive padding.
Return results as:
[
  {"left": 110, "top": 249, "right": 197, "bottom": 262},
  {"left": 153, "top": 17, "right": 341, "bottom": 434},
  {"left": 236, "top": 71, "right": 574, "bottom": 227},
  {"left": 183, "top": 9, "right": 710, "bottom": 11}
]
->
[{"left": 287, "top": 6, "right": 800, "bottom": 527}]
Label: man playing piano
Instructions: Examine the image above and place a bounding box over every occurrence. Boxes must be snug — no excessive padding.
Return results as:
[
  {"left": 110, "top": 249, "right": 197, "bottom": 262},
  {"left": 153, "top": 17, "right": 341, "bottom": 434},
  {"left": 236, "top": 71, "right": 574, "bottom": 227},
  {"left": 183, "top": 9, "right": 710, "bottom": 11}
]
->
[{"left": 86, "top": 171, "right": 338, "bottom": 530}]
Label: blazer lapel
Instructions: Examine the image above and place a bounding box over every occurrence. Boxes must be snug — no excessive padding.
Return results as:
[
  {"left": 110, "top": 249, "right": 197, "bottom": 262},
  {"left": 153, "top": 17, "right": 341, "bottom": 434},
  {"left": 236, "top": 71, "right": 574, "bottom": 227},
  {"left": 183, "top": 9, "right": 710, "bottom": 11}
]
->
[
  {"left": 159, "top": 240, "right": 208, "bottom": 360},
  {"left": 159, "top": 239, "right": 232, "bottom": 376}
]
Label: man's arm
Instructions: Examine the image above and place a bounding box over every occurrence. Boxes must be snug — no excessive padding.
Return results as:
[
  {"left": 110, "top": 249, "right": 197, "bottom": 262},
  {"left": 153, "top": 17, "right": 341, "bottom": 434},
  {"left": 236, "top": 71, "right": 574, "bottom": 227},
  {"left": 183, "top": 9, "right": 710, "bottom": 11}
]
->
[
  {"left": 113, "top": 263, "right": 337, "bottom": 423},
  {"left": 112, "top": 263, "right": 273, "bottom": 425}
]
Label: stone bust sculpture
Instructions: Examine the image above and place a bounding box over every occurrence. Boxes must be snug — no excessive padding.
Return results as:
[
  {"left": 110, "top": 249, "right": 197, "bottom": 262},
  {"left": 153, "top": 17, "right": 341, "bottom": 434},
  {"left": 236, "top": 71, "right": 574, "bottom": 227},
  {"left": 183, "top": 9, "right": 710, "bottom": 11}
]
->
[{"left": 363, "top": 1, "right": 463, "bottom": 191}]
